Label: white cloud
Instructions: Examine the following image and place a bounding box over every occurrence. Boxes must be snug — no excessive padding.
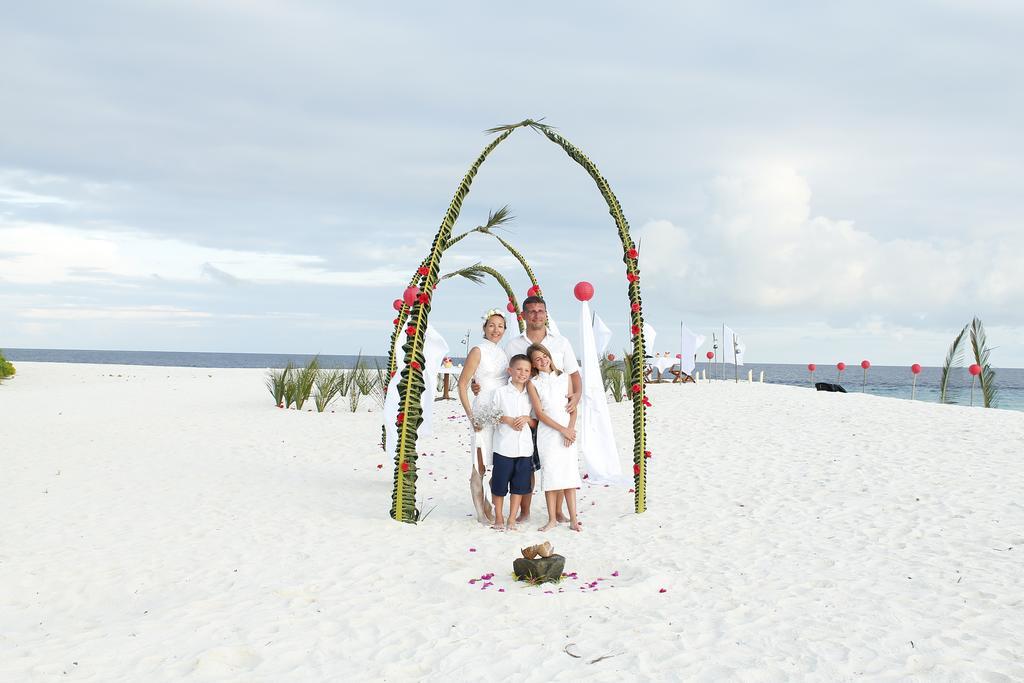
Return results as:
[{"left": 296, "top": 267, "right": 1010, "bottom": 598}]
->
[
  {"left": 638, "top": 164, "right": 1024, "bottom": 322},
  {"left": 0, "top": 220, "right": 408, "bottom": 287}
]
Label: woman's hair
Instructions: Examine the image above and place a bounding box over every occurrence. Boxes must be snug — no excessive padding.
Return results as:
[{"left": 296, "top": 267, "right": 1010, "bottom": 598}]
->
[
  {"left": 526, "top": 343, "right": 561, "bottom": 376},
  {"left": 481, "top": 309, "right": 506, "bottom": 335}
]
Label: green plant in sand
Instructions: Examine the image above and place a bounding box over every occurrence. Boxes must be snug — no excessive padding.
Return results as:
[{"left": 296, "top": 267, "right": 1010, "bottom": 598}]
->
[
  {"left": 968, "top": 317, "right": 998, "bottom": 408},
  {"left": 600, "top": 356, "right": 625, "bottom": 402},
  {"left": 292, "top": 356, "right": 320, "bottom": 411},
  {"left": 265, "top": 362, "right": 294, "bottom": 406},
  {"left": 313, "top": 368, "right": 344, "bottom": 412}
]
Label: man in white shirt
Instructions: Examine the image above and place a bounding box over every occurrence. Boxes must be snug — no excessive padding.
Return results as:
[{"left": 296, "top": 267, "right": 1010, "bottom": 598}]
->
[{"left": 504, "top": 295, "right": 582, "bottom": 523}]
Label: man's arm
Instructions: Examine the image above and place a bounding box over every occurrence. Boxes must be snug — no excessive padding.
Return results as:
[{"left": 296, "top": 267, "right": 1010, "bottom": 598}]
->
[{"left": 566, "top": 370, "right": 582, "bottom": 413}]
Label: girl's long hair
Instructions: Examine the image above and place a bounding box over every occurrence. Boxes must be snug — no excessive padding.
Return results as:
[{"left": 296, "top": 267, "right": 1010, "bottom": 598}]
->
[{"left": 526, "top": 343, "right": 562, "bottom": 377}]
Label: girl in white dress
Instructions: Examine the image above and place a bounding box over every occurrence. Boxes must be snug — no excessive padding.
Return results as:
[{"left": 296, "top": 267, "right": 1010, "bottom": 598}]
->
[
  {"left": 525, "top": 343, "right": 582, "bottom": 532},
  {"left": 457, "top": 310, "right": 509, "bottom": 524}
]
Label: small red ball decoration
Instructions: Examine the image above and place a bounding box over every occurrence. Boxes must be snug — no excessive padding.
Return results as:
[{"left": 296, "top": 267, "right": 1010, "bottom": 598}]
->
[
  {"left": 506, "top": 302, "right": 516, "bottom": 313},
  {"left": 573, "top": 281, "right": 594, "bottom": 301},
  {"left": 807, "top": 363, "right": 816, "bottom": 372},
  {"left": 392, "top": 318, "right": 399, "bottom": 325},
  {"left": 631, "top": 383, "right": 641, "bottom": 394},
  {"left": 396, "top": 412, "right": 404, "bottom": 423},
  {"left": 527, "top": 285, "right": 540, "bottom": 297},
  {"left": 401, "top": 462, "right": 409, "bottom": 472},
  {"left": 644, "top": 450, "right": 652, "bottom": 458},
  {"left": 633, "top": 463, "right": 641, "bottom": 475},
  {"left": 417, "top": 266, "right": 429, "bottom": 276},
  {"left": 707, "top": 351, "right": 715, "bottom": 360},
  {"left": 403, "top": 286, "right": 419, "bottom": 306},
  {"left": 969, "top": 363, "right": 981, "bottom": 376},
  {"left": 631, "top": 325, "right": 640, "bottom": 336},
  {"left": 406, "top": 325, "right": 416, "bottom": 336},
  {"left": 607, "top": 353, "right": 616, "bottom": 361},
  {"left": 631, "top": 302, "right": 640, "bottom": 312},
  {"left": 911, "top": 363, "right": 922, "bottom": 374},
  {"left": 626, "top": 272, "right": 639, "bottom": 282},
  {"left": 861, "top": 360, "right": 870, "bottom": 369},
  {"left": 627, "top": 248, "right": 638, "bottom": 259},
  {"left": 392, "top": 299, "right": 403, "bottom": 311},
  {"left": 410, "top": 361, "right": 421, "bottom": 371},
  {"left": 837, "top": 362, "right": 846, "bottom": 371}
]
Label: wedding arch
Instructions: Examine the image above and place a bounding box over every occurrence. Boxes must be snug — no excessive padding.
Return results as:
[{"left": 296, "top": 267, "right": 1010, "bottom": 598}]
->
[{"left": 388, "top": 120, "right": 648, "bottom": 523}]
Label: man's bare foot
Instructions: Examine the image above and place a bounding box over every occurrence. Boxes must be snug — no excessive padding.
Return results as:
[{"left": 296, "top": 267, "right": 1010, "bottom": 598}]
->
[
  {"left": 555, "top": 513, "right": 569, "bottom": 523},
  {"left": 506, "top": 523, "right": 518, "bottom": 531},
  {"left": 538, "top": 520, "right": 558, "bottom": 532},
  {"left": 516, "top": 514, "right": 530, "bottom": 524},
  {"left": 491, "top": 520, "right": 505, "bottom": 531},
  {"left": 570, "top": 520, "right": 582, "bottom": 532}
]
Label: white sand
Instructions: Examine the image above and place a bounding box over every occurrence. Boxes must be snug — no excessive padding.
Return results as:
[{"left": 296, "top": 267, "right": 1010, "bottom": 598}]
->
[{"left": 2, "top": 362, "right": 1023, "bottom": 681}]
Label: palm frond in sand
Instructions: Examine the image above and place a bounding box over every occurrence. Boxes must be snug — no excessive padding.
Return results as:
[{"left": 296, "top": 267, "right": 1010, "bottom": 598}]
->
[
  {"left": 265, "top": 363, "right": 293, "bottom": 406},
  {"left": 313, "top": 369, "right": 344, "bottom": 412},
  {"left": 293, "top": 356, "right": 319, "bottom": 411},
  {"left": 969, "top": 317, "right": 999, "bottom": 408},
  {"left": 940, "top": 325, "right": 968, "bottom": 404}
]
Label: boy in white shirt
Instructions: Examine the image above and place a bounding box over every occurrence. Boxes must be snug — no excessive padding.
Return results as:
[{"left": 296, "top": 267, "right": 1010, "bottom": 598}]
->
[{"left": 488, "top": 354, "right": 537, "bottom": 530}]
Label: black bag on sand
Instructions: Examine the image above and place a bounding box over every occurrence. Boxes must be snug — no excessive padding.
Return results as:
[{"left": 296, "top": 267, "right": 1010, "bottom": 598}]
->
[{"left": 815, "top": 382, "right": 847, "bottom": 393}]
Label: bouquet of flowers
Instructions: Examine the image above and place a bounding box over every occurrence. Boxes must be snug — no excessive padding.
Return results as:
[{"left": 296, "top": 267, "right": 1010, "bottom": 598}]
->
[{"left": 472, "top": 405, "right": 503, "bottom": 430}]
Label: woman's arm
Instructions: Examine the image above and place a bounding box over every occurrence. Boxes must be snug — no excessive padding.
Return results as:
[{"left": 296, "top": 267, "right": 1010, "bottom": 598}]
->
[{"left": 457, "top": 347, "right": 482, "bottom": 429}]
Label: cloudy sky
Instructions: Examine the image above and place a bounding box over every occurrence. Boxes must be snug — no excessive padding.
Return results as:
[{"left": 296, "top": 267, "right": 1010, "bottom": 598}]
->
[{"left": 2, "top": 1, "right": 1022, "bottom": 365}]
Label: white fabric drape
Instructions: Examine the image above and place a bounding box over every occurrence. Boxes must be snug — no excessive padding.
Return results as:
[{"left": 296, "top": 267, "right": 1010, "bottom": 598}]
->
[
  {"left": 678, "top": 324, "right": 706, "bottom": 376},
  {"left": 643, "top": 322, "right": 657, "bottom": 355},
  {"left": 383, "top": 325, "right": 450, "bottom": 456},
  {"left": 578, "top": 301, "right": 622, "bottom": 482},
  {"left": 722, "top": 325, "right": 746, "bottom": 366}
]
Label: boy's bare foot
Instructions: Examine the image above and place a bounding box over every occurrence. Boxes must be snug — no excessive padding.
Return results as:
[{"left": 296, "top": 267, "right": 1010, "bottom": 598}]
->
[
  {"left": 538, "top": 520, "right": 558, "bottom": 532},
  {"left": 506, "top": 523, "right": 518, "bottom": 531},
  {"left": 569, "top": 520, "right": 582, "bottom": 532},
  {"left": 556, "top": 513, "right": 569, "bottom": 523},
  {"left": 516, "top": 514, "right": 530, "bottom": 524},
  {"left": 491, "top": 520, "right": 505, "bottom": 531}
]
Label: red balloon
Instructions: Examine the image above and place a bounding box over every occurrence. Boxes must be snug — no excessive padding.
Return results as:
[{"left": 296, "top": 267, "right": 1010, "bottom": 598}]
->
[
  {"left": 911, "top": 363, "right": 922, "bottom": 374},
  {"left": 969, "top": 363, "right": 982, "bottom": 376},
  {"left": 392, "top": 299, "right": 403, "bottom": 311},
  {"left": 506, "top": 302, "right": 516, "bottom": 313},
  {"left": 807, "top": 363, "right": 816, "bottom": 372},
  {"left": 837, "top": 362, "right": 846, "bottom": 371},
  {"left": 706, "top": 351, "right": 715, "bottom": 359},
  {"left": 861, "top": 360, "right": 870, "bottom": 369},
  {"left": 573, "top": 281, "right": 594, "bottom": 301},
  {"left": 403, "top": 286, "right": 419, "bottom": 306}
]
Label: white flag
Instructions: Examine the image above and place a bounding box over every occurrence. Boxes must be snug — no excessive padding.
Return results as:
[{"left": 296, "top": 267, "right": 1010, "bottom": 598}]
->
[
  {"left": 593, "top": 313, "right": 612, "bottom": 357},
  {"left": 678, "top": 324, "right": 706, "bottom": 376},
  {"left": 723, "top": 325, "right": 745, "bottom": 366}
]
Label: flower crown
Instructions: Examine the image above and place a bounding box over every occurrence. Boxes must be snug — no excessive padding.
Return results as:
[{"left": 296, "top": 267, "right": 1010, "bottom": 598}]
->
[{"left": 482, "top": 308, "right": 504, "bottom": 320}]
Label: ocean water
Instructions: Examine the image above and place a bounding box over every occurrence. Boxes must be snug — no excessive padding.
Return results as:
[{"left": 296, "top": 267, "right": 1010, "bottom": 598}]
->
[{"left": 5, "top": 348, "right": 1023, "bottom": 413}]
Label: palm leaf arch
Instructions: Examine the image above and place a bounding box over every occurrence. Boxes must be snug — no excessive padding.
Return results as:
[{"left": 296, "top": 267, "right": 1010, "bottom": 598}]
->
[
  {"left": 386, "top": 205, "right": 538, "bottom": 382},
  {"left": 390, "top": 120, "right": 648, "bottom": 523}
]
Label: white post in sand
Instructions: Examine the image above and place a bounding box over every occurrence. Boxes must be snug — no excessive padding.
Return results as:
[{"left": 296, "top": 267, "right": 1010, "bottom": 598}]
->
[
  {"left": 747, "top": 369, "right": 752, "bottom": 382},
  {"left": 759, "top": 370, "right": 765, "bottom": 383}
]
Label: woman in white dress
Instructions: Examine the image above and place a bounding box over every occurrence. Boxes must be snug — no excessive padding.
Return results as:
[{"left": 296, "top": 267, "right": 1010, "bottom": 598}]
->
[
  {"left": 525, "top": 343, "right": 582, "bottom": 532},
  {"left": 457, "top": 310, "right": 509, "bottom": 524}
]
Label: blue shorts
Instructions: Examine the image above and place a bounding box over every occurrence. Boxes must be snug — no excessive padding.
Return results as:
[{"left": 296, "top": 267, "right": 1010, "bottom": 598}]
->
[{"left": 491, "top": 453, "right": 533, "bottom": 496}]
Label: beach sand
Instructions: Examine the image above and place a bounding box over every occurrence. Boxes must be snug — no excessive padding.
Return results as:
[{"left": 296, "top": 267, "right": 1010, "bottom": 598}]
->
[{"left": 2, "top": 362, "right": 1023, "bottom": 681}]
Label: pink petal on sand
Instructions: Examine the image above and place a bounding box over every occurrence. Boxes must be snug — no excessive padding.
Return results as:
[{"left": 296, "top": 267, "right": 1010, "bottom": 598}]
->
[
  {"left": 611, "top": 571, "right": 619, "bottom": 577},
  {"left": 498, "top": 588, "right": 505, "bottom": 593},
  {"left": 659, "top": 588, "right": 667, "bottom": 593},
  {"left": 468, "top": 548, "right": 476, "bottom": 552}
]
